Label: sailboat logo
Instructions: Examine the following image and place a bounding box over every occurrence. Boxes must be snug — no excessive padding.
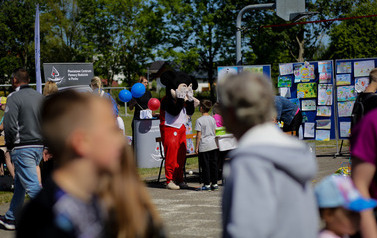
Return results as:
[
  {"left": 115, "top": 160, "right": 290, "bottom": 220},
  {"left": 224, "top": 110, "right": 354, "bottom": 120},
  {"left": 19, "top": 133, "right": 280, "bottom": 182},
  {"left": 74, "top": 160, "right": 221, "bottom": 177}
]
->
[{"left": 47, "top": 66, "right": 64, "bottom": 83}]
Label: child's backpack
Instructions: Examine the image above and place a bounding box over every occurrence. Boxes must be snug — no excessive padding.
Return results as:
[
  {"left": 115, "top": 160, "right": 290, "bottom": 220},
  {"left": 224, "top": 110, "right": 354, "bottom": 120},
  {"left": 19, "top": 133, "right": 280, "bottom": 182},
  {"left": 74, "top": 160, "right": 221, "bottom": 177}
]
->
[{"left": 351, "top": 93, "right": 377, "bottom": 128}]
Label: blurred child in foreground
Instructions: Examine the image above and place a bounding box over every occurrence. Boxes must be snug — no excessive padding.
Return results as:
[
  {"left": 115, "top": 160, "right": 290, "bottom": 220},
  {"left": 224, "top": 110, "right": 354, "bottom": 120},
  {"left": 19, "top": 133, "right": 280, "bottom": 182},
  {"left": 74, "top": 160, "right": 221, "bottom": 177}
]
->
[
  {"left": 17, "top": 90, "right": 124, "bottom": 237},
  {"left": 99, "top": 143, "right": 165, "bottom": 238},
  {"left": 315, "top": 175, "right": 377, "bottom": 238}
]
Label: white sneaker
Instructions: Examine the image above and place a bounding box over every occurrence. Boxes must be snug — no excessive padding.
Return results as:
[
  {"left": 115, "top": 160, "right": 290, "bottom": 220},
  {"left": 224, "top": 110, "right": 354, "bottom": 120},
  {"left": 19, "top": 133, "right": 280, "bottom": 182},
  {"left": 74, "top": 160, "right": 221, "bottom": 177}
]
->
[{"left": 166, "top": 182, "right": 180, "bottom": 190}]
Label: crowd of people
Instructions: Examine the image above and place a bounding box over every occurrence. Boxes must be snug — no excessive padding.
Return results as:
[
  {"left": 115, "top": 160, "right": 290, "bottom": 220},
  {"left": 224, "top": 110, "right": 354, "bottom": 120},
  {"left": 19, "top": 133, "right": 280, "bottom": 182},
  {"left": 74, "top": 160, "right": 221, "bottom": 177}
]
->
[{"left": 0, "top": 67, "right": 376, "bottom": 238}]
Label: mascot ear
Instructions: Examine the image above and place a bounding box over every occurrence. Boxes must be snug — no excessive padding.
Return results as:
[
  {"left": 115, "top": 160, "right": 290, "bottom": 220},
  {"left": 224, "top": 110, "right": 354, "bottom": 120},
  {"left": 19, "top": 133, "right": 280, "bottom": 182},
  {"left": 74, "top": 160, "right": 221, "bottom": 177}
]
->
[
  {"left": 160, "top": 71, "right": 176, "bottom": 87},
  {"left": 190, "top": 76, "right": 198, "bottom": 90}
]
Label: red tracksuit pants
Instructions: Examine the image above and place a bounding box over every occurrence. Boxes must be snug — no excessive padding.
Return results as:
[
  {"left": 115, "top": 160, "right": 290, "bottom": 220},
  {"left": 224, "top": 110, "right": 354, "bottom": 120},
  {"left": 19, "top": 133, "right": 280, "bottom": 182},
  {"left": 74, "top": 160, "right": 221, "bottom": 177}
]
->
[{"left": 160, "top": 125, "right": 187, "bottom": 184}]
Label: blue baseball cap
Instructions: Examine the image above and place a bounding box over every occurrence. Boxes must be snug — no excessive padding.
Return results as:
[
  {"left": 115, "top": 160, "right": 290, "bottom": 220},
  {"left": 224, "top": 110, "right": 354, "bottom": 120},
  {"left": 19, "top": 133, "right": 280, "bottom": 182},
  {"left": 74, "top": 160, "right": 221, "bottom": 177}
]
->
[{"left": 315, "top": 175, "right": 377, "bottom": 212}]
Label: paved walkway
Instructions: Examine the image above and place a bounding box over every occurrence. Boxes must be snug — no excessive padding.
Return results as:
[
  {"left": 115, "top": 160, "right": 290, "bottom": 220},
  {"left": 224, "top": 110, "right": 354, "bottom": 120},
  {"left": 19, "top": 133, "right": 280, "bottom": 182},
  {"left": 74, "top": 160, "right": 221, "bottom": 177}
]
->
[{"left": 0, "top": 149, "right": 348, "bottom": 238}]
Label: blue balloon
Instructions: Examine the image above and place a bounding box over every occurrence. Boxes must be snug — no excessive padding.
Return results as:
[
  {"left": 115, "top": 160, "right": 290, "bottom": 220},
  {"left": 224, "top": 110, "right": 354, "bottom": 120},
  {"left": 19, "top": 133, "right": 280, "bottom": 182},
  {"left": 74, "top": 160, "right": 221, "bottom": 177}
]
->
[
  {"left": 118, "top": 89, "right": 132, "bottom": 102},
  {"left": 131, "top": 83, "right": 146, "bottom": 98}
]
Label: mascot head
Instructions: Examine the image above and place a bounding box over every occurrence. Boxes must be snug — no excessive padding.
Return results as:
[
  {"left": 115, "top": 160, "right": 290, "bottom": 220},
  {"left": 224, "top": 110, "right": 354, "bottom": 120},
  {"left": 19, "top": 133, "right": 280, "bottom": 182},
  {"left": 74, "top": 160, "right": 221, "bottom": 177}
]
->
[{"left": 160, "top": 71, "right": 198, "bottom": 99}]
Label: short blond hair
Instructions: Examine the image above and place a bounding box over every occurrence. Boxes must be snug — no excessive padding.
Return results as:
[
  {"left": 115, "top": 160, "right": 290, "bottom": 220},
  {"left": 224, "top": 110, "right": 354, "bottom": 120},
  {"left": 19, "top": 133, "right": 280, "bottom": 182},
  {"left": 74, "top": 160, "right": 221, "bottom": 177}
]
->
[
  {"left": 91, "top": 76, "right": 102, "bottom": 94},
  {"left": 43, "top": 81, "right": 58, "bottom": 96},
  {"left": 218, "top": 72, "right": 276, "bottom": 129}
]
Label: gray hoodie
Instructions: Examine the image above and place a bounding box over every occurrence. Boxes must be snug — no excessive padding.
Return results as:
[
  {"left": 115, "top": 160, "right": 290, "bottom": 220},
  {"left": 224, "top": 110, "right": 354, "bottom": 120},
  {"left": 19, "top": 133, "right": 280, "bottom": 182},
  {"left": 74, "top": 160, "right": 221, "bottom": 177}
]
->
[{"left": 222, "top": 123, "right": 318, "bottom": 238}]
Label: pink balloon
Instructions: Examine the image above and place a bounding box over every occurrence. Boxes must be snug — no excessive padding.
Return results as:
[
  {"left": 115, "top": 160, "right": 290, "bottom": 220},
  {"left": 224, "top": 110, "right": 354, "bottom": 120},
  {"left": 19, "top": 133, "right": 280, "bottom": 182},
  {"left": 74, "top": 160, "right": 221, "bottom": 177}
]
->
[{"left": 148, "top": 98, "right": 160, "bottom": 111}]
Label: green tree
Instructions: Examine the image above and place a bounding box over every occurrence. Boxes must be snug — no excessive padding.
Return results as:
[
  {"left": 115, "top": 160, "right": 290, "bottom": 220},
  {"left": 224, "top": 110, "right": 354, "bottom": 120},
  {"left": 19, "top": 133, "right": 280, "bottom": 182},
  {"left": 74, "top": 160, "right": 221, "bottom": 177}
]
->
[
  {"left": 78, "top": 0, "right": 164, "bottom": 86},
  {"left": 0, "top": 0, "right": 40, "bottom": 83},
  {"left": 158, "top": 0, "right": 239, "bottom": 101},
  {"left": 325, "top": 1, "right": 377, "bottom": 59}
]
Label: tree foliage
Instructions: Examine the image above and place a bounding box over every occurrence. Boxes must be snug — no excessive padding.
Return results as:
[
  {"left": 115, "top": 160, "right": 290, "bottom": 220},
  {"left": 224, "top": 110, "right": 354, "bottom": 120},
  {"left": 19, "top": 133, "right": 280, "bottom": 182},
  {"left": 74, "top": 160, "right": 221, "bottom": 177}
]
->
[
  {"left": 325, "top": 1, "right": 377, "bottom": 59},
  {"left": 0, "top": 0, "right": 376, "bottom": 90}
]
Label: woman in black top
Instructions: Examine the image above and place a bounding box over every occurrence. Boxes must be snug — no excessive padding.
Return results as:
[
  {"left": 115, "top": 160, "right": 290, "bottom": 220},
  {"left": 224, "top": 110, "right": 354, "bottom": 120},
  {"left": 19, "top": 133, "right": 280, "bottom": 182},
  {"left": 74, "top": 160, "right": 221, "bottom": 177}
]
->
[{"left": 129, "top": 76, "right": 152, "bottom": 146}]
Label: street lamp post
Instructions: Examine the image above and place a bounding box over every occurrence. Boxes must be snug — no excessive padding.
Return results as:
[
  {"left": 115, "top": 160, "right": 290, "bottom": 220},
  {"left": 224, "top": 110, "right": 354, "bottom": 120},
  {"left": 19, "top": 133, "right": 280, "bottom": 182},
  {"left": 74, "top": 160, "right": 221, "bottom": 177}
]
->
[{"left": 236, "top": 3, "right": 275, "bottom": 65}]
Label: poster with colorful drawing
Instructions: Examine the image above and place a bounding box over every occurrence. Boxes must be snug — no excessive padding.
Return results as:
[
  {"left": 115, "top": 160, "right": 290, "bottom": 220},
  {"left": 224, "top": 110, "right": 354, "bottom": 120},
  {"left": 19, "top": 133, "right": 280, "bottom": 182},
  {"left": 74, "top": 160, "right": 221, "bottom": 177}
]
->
[
  {"left": 317, "top": 106, "right": 332, "bottom": 117},
  {"left": 185, "top": 118, "right": 195, "bottom": 153},
  {"left": 354, "top": 60, "right": 375, "bottom": 77},
  {"left": 355, "top": 77, "right": 369, "bottom": 93},
  {"left": 340, "top": 122, "right": 351, "bottom": 138},
  {"left": 279, "top": 87, "right": 291, "bottom": 98},
  {"left": 278, "top": 76, "right": 292, "bottom": 87},
  {"left": 304, "top": 123, "right": 315, "bottom": 138},
  {"left": 336, "top": 74, "right": 351, "bottom": 86},
  {"left": 319, "top": 73, "right": 332, "bottom": 84},
  {"left": 337, "top": 86, "right": 357, "bottom": 101},
  {"left": 316, "top": 120, "right": 331, "bottom": 130},
  {"left": 319, "top": 61, "right": 332, "bottom": 73},
  {"left": 316, "top": 130, "right": 330, "bottom": 141},
  {"left": 243, "top": 66, "right": 264, "bottom": 75},
  {"left": 297, "top": 83, "right": 317, "bottom": 98},
  {"left": 279, "top": 63, "right": 294, "bottom": 75},
  {"left": 301, "top": 99, "right": 316, "bottom": 111},
  {"left": 318, "top": 84, "right": 333, "bottom": 105},
  {"left": 218, "top": 67, "right": 238, "bottom": 82},
  {"left": 294, "top": 64, "right": 315, "bottom": 82},
  {"left": 338, "top": 101, "right": 355, "bottom": 117},
  {"left": 336, "top": 62, "right": 352, "bottom": 74}
]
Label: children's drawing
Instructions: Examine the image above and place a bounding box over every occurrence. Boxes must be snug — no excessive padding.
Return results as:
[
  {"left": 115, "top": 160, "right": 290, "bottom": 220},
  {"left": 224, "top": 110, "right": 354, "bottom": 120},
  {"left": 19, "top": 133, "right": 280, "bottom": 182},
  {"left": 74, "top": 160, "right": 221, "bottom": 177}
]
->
[
  {"left": 279, "top": 63, "right": 293, "bottom": 75},
  {"left": 319, "top": 73, "right": 332, "bottom": 84},
  {"left": 278, "top": 76, "right": 292, "bottom": 88},
  {"left": 218, "top": 67, "right": 238, "bottom": 82},
  {"left": 319, "top": 61, "right": 332, "bottom": 73},
  {"left": 317, "top": 106, "right": 331, "bottom": 117},
  {"left": 304, "top": 123, "right": 315, "bottom": 138},
  {"left": 186, "top": 118, "right": 195, "bottom": 153},
  {"left": 336, "top": 62, "right": 352, "bottom": 74},
  {"left": 242, "top": 66, "right": 263, "bottom": 75},
  {"left": 354, "top": 60, "right": 375, "bottom": 77},
  {"left": 337, "top": 86, "right": 356, "bottom": 101},
  {"left": 318, "top": 84, "right": 333, "bottom": 106},
  {"left": 355, "top": 77, "right": 369, "bottom": 93},
  {"left": 338, "top": 101, "right": 355, "bottom": 117},
  {"left": 316, "top": 130, "right": 330, "bottom": 141},
  {"left": 279, "top": 87, "right": 291, "bottom": 98},
  {"left": 316, "top": 120, "right": 331, "bottom": 130},
  {"left": 336, "top": 74, "right": 351, "bottom": 86},
  {"left": 297, "top": 83, "right": 317, "bottom": 99},
  {"left": 340, "top": 122, "right": 351, "bottom": 138},
  {"left": 294, "top": 63, "right": 315, "bottom": 82},
  {"left": 301, "top": 99, "right": 316, "bottom": 111}
]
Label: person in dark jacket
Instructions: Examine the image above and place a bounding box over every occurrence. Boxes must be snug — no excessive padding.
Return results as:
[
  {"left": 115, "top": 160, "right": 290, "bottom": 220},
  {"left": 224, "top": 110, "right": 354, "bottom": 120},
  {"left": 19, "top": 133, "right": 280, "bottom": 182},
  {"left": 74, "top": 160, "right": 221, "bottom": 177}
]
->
[
  {"left": 0, "top": 68, "right": 44, "bottom": 230},
  {"left": 351, "top": 68, "right": 377, "bottom": 129},
  {"left": 275, "top": 96, "right": 303, "bottom": 136},
  {"left": 129, "top": 76, "right": 152, "bottom": 146}
]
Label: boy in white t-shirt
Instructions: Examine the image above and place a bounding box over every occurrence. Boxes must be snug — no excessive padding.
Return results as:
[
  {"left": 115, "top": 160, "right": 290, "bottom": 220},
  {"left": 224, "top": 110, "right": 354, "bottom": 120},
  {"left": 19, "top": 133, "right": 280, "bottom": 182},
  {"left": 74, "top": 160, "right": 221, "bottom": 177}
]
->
[{"left": 195, "top": 100, "right": 218, "bottom": 191}]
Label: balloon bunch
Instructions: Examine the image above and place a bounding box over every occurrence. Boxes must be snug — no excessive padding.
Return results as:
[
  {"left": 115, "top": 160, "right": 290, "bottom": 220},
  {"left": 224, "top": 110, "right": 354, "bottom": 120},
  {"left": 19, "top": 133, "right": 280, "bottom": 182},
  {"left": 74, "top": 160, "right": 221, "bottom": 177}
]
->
[{"left": 118, "top": 83, "right": 160, "bottom": 111}]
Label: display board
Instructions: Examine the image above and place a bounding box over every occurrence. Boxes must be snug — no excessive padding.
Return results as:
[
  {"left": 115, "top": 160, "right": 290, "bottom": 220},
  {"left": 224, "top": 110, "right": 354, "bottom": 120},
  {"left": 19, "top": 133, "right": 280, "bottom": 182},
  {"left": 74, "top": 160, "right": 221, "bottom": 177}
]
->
[
  {"left": 43, "top": 63, "right": 94, "bottom": 90},
  {"left": 217, "top": 65, "right": 272, "bottom": 84},
  {"left": 335, "top": 58, "right": 377, "bottom": 139},
  {"left": 278, "top": 61, "right": 337, "bottom": 141}
]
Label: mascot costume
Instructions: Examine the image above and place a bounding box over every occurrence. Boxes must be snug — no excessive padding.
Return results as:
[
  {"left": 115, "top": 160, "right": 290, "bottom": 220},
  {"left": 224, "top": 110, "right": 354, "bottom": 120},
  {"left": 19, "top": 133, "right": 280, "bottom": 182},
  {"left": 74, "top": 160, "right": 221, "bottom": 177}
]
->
[{"left": 159, "top": 71, "right": 198, "bottom": 189}]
